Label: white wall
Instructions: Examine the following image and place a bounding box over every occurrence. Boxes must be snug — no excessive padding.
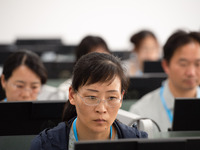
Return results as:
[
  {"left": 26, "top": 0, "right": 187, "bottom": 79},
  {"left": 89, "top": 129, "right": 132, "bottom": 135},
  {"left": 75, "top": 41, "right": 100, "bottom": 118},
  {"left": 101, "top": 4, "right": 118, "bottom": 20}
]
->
[{"left": 0, "top": 0, "right": 200, "bottom": 51}]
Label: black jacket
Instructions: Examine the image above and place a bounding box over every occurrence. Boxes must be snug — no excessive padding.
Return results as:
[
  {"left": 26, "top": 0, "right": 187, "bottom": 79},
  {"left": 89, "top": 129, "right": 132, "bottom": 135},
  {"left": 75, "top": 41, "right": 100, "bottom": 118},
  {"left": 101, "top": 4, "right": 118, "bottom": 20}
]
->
[{"left": 30, "top": 118, "right": 148, "bottom": 150}]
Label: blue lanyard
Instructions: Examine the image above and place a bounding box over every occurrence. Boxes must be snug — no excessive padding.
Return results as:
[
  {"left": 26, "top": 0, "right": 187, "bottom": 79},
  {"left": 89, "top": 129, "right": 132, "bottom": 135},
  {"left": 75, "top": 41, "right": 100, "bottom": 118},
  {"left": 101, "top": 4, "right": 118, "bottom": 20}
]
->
[
  {"left": 73, "top": 118, "right": 112, "bottom": 141},
  {"left": 4, "top": 98, "right": 7, "bottom": 102},
  {"left": 197, "top": 87, "right": 200, "bottom": 98},
  {"left": 160, "top": 86, "right": 173, "bottom": 124}
]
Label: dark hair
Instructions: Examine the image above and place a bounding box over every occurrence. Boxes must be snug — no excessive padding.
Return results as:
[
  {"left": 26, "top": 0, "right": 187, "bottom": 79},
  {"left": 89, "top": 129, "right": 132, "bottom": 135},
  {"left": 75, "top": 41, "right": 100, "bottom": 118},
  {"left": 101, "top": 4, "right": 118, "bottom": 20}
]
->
[
  {"left": 163, "top": 30, "right": 200, "bottom": 63},
  {"left": 62, "top": 52, "right": 129, "bottom": 122},
  {"left": 0, "top": 50, "right": 48, "bottom": 99},
  {"left": 130, "top": 30, "right": 157, "bottom": 51},
  {"left": 75, "top": 35, "right": 110, "bottom": 62}
]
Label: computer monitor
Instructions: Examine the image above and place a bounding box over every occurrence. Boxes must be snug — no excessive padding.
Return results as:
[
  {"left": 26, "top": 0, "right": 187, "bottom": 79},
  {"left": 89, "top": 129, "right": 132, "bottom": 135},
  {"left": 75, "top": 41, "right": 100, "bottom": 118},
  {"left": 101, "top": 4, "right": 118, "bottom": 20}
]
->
[
  {"left": 15, "top": 38, "right": 62, "bottom": 45},
  {"left": 112, "top": 51, "right": 131, "bottom": 60},
  {"left": 0, "top": 44, "right": 18, "bottom": 65},
  {"left": 137, "top": 138, "right": 186, "bottom": 150},
  {"left": 74, "top": 138, "right": 186, "bottom": 150},
  {"left": 125, "top": 74, "right": 167, "bottom": 99},
  {"left": 0, "top": 101, "right": 66, "bottom": 135},
  {"left": 172, "top": 98, "right": 200, "bottom": 131},
  {"left": 143, "top": 61, "right": 164, "bottom": 73},
  {"left": 43, "top": 61, "right": 74, "bottom": 79},
  {"left": 186, "top": 137, "right": 200, "bottom": 150},
  {"left": 74, "top": 139, "right": 137, "bottom": 150}
]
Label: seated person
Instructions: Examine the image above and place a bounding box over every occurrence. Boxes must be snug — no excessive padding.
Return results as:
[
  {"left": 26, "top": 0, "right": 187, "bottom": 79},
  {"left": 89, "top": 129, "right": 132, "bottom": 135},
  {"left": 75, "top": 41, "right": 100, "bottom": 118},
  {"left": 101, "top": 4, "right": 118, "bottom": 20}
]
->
[
  {"left": 0, "top": 50, "right": 66, "bottom": 102},
  {"left": 126, "top": 30, "right": 161, "bottom": 76},
  {"left": 58, "top": 35, "right": 111, "bottom": 99},
  {"left": 30, "top": 52, "right": 148, "bottom": 150},
  {"left": 129, "top": 30, "right": 200, "bottom": 131}
]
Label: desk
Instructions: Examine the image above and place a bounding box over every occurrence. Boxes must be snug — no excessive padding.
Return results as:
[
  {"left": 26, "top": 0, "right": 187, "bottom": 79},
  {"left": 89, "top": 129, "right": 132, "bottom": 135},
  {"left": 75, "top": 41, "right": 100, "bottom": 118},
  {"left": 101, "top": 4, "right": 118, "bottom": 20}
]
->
[
  {"left": 0, "top": 135, "right": 36, "bottom": 150},
  {"left": 1, "top": 132, "right": 200, "bottom": 150},
  {"left": 151, "top": 131, "right": 200, "bottom": 139},
  {"left": 121, "top": 99, "right": 137, "bottom": 111}
]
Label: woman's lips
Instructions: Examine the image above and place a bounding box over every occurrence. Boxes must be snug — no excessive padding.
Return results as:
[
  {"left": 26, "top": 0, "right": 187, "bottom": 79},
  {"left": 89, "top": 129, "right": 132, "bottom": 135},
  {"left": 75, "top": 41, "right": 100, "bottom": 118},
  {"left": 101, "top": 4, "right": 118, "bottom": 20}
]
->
[{"left": 94, "top": 119, "right": 106, "bottom": 123}]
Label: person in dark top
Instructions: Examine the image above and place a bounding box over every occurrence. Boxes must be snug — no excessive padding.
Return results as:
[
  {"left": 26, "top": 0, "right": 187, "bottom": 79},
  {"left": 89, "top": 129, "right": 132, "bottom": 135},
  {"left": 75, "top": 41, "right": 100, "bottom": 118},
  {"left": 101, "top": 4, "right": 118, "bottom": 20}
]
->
[{"left": 30, "top": 52, "right": 148, "bottom": 150}]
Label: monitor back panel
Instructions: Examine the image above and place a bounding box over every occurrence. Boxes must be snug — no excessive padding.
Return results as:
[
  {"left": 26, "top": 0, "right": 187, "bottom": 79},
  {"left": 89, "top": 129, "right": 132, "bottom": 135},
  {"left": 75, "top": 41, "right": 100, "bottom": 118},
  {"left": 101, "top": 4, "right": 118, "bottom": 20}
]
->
[
  {"left": 74, "top": 139, "right": 137, "bottom": 150},
  {"left": 126, "top": 75, "right": 166, "bottom": 99},
  {"left": 0, "top": 101, "right": 65, "bottom": 135},
  {"left": 74, "top": 139, "right": 187, "bottom": 150},
  {"left": 172, "top": 98, "right": 200, "bottom": 131},
  {"left": 143, "top": 61, "right": 164, "bottom": 73}
]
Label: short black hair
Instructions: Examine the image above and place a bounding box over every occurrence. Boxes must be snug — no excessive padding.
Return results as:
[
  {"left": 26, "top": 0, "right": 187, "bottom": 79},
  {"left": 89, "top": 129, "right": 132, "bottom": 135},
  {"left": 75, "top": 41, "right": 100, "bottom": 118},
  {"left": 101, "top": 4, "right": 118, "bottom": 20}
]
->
[
  {"left": 130, "top": 30, "right": 157, "bottom": 51},
  {"left": 72, "top": 52, "right": 128, "bottom": 92},
  {"left": 2, "top": 50, "right": 47, "bottom": 84},
  {"left": 163, "top": 30, "right": 200, "bottom": 63},
  {"left": 75, "top": 35, "right": 110, "bottom": 62},
  {"left": 0, "top": 50, "right": 47, "bottom": 100}
]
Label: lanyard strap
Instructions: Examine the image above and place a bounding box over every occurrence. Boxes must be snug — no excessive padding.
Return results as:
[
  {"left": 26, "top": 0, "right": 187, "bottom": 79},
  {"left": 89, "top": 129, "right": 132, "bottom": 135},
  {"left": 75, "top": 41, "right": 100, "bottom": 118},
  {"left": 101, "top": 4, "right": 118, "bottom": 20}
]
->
[
  {"left": 197, "top": 87, "right": 200, "bottom": 98},
  {"left": 73, "top": 118, "right": 78, "bottom": 141},
  {"left": 160, "top": 86, "right": 173, "bottom": 124},
  {"left": 73, "top": 118, "right": 112, "bottom": 141}
]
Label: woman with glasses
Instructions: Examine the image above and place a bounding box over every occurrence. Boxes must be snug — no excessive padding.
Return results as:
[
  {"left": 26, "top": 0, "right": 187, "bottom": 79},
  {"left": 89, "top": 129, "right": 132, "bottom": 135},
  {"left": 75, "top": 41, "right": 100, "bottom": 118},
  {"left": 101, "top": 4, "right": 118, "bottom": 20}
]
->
[
  {"left": 30, "top": 52, "right": 147, "bottom": 150},
  {"left": 0, "top": 50, "right": 66, "bottom": 101},
  {"left": 0, "top": 50, "right": 47, "bottom": 101}
]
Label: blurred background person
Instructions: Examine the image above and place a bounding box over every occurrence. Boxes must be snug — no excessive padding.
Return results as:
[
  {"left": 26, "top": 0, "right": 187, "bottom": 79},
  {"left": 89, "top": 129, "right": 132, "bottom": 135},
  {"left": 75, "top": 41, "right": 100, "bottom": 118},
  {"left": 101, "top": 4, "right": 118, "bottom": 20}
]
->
[
  {"left": 129, "top": 30, "right": 200, "bottom": 131},
  {"left": 0, "top": 50, "right": 66, "bottom": 102},
  {"left": 127, "top": 30, "right": 161, "bottom": 76},
  {"left": 58, "top": 35, "right": 111, "bottom": 99}
]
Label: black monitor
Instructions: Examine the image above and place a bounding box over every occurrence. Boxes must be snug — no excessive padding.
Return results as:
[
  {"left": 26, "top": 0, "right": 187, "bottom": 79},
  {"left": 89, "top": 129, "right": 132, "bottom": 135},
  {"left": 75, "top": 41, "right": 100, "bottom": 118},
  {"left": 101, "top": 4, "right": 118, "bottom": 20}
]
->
[
  {"left": 74, "top": 139, "right": 137, "bottom": 150},
  {"left": 43, "top": 61, "right": 74, "bottom": 79},
  {"left": 112, "top": 51, "right": 131, "bottom": 60},
  {"left": 143, "top": 61, "right": 164, "bottom": 73},
  {"left": 0, "top": 101, "right": 66, "bottom": 135},
  {"left": 125, "top": 74, "right": 167, "bottom": 99},
  {"left": 74, "top": 138, "right": 186, "bottom": 150},
  {"left": 0, "top": 44, "right": 18, "bottom": 64},
  {"left": 186, "top": 137, "right": 200, "bottom": 150},
  {"left": 137, "top": 138, "right": 186, "bottom": 150},
  {"left": 15, "top": 45, "right": 76, "bottom": 56},
  {"left": 15, "top": 38, "right": 62, "bottom": 45},
  {"left": 172, "top": 98, "right": 200, "bottom": 131}
]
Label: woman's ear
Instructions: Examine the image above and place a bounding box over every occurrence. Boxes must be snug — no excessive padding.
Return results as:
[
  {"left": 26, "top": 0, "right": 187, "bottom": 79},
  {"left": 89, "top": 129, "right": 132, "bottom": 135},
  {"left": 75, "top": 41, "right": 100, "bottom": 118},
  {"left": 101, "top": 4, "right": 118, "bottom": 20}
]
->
[
  {"left": 68, "top": 86, "right": 76, "bottom": 105},
  {"left": 119, "top": 90, "right": 125, "bottom": 108},
  {"left": 1, "top": 74, "right": 6, "bottom": 89},
  {"left": 121, "top": 90, "right": 125, "bottom": 100}
]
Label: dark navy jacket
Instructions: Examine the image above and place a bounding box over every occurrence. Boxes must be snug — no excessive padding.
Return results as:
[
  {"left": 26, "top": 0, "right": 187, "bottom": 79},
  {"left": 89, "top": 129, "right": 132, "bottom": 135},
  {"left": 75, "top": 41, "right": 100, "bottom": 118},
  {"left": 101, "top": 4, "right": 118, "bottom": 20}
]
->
[{"left": 30, "top": 118, "right": 148, "bottom": 150}]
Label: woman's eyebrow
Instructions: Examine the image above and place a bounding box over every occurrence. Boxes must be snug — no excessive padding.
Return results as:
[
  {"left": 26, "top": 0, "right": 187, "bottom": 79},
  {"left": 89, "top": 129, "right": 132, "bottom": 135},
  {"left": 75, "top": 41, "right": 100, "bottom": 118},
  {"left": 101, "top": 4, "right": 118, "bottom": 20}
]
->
[
  {"left": 86, "top": 89, "right": 99, "bottom": 92},
  {"left": 86, "top": 89, "right": 119, "bottom": 93},
  {"left": 15, "top": 80, "right": 25, "bottom": 84},
  {"left": 106, "top": 90, "right": 119, "bottom": 93},
  {"left": 15, "top": 80, "right": 40, "bottom": 84},
  {"left": 31, "top": 82, "right": 41, "bottom": 85}
]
